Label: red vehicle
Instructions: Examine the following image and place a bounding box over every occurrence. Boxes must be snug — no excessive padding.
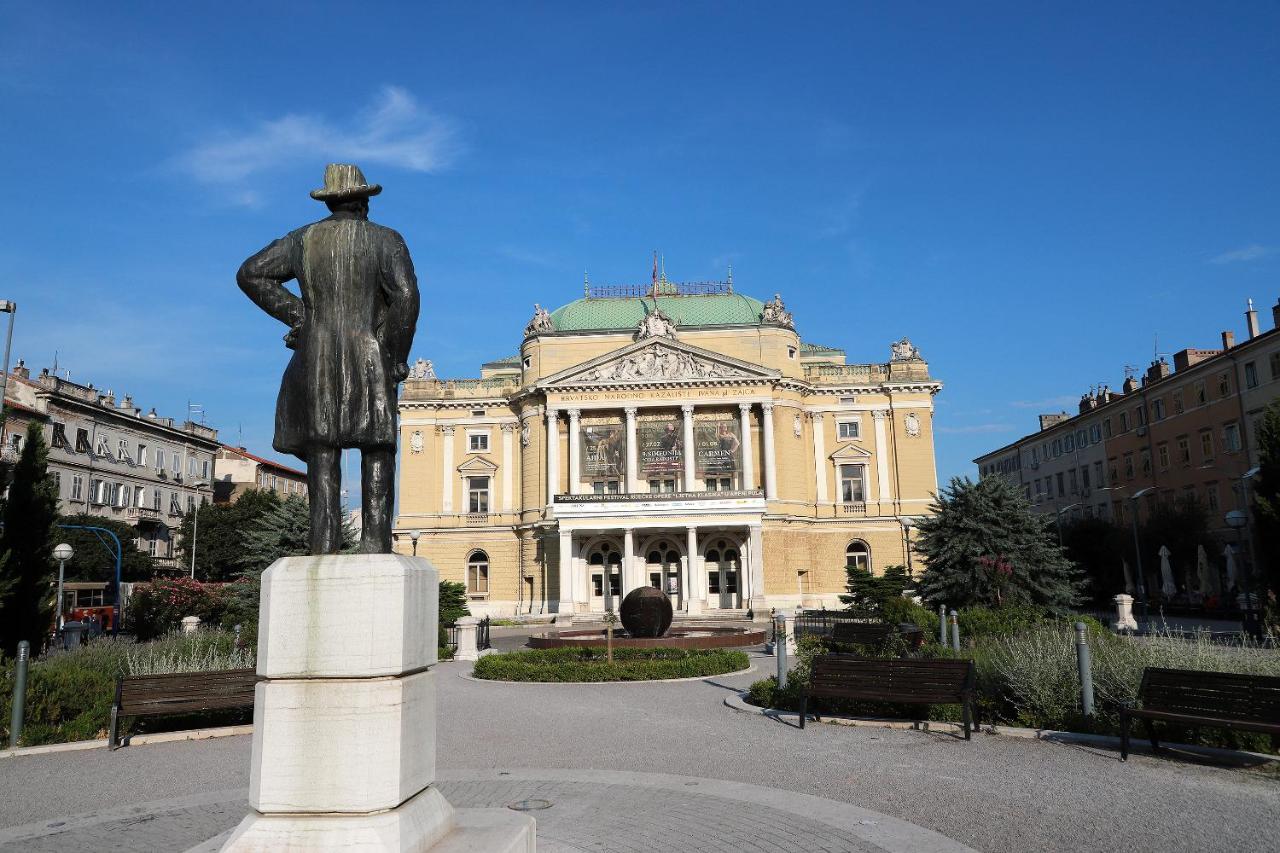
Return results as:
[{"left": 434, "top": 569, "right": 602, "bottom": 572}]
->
[{"left": 59, "top": 581, "right": 119, "bottom": 633}]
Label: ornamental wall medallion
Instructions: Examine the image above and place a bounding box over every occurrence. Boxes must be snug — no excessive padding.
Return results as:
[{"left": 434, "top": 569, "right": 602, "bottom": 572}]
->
[
  {"left": 793, "top": 414, "right": 802, "bottom": 437},
  {"left": 520, "top": 421, "right": 531, "bottom": 447},
  {"left": 904, "top": 412, "right": 921, "bottom": 437},
  {"left": 410, "top": 430, "right": 424, "bottom": 453}
]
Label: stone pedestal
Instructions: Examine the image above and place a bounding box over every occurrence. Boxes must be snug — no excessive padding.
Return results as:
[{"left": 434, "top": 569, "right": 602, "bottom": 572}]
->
[
  {"left": 218, "top": 554, "right": 534, "bottom": 852},
  {"left": 782, "top": 613, "right": 798, "bottom": 656},
  {"left": 1113, "top": 594, "right": 1138, "bottom": 632},
  {"left": 454, "top": 615, "right": 480, "bottom": 662}
]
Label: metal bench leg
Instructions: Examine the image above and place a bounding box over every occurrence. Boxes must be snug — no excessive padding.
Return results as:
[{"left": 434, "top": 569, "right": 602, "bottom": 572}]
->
[
  {"left": 109, "top": 707, "right": 119, "bottom": 751},
  {"left": 798, "top": 694, "right": 807, "bottom": 729},
  {"left": 962, "top": 701, "right": 972, "bottom": 740},
  {"left": 1143, "top": 718, "right": 1160, "bottom": 754},
  {"left": 1120, "top": 712, "right": 1130, "bottom": 761}
]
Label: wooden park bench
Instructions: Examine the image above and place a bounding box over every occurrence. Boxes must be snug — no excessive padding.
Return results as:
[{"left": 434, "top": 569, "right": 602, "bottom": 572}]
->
[
  {"left": 109, "top": 668, "right": 259, "bottom": 750},
  {"left": 799, "top": 656, "right": 977, "bottom": 739},
  {"left": 1120, "top": 667, "right": 1280, "bottom": 760}
]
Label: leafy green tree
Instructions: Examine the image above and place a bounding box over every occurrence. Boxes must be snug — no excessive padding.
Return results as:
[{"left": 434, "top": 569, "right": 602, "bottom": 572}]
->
[
  {"left": 1251, "top": 399, "right": 1280, "bottom": 618},
  {"left": 914, "top": 476, "right": 1083, "bottom": 615},
  {"left": 840, "top": 563, "right": 910, "bottom": 613},
  {"left": 176, "top": 489, "right": 282, "bottom": 581},
  {"left": 1060, "top": 516, "right": 1130, "bottom": 604},
  {"left": 55, "top": 513, "right": 153, "bottom": 583},
  {"left": 439, "top": 580, "right": 470, "bottom": 625},
  {"left": 0, "top": 422, "right": 60, "bottom": 655}
]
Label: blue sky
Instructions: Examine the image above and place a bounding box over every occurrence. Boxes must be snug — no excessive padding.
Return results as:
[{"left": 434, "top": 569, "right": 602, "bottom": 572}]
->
[{"left": 3, "top": 2, "right": 1278, "bottom": 498}]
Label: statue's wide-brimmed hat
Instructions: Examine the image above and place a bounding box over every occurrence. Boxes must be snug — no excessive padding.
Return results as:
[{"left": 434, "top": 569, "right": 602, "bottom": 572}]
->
[{"left": 310, "top": 163, "right": 382, "bottom": 201}]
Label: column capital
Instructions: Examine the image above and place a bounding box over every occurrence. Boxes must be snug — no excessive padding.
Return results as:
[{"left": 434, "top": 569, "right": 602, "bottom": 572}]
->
[
  {"left": 681, "top": 403, "right": 695, "bottom": 414},
  {"left": 500, "top": 423, "right": 515, "bottom": 433},
  {"left": 811, "top": 411, "right": 824, "bottom": 422},
  {"left": 761, "top": 402, "right": 774, "bottom": 414},
  {"left": 872, "top": 408, "right": 888, "bottom": 420},
  {"left": 685, "top": 524, "right": 698, "bottom": 533},
  {"left": 567, "top": 408, "right": 581, "bottom": 420},
  {"left": 440, "top": 425, "right": 455, "bottom": 435},
  {"left": 624, "top": 406, "right": 638, "bottom": 417},
  {"left": 546, "top": 406, "right": 559, "bottom": 418},
  {"left": 738, "top": 402, "right": 752, "bottom": 414}
]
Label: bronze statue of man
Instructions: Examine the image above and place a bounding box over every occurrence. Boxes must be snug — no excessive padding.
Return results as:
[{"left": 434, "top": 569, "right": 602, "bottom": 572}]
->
[{"left": 237, "top": 164, "right": 419, "bottom": 554}]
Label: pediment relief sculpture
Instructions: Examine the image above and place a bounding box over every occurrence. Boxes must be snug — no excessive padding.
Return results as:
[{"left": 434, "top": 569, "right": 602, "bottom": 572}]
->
[
  {"left": 564, "top": 343, "right": 757, "bottom": 385},
  {"left": 635, "top": 307, "right": 679, "bottom": 340}
]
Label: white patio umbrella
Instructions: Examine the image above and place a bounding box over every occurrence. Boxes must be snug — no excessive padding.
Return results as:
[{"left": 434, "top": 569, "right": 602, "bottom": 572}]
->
[
  {"left": 1158, "top": 545, "right": 1178, "bottom": 598},
  {"left": 1121, "top": 559, "right": 1136, "bottom": 595},
  {"left": 1196, "top": 545, "right": 1217, "bottom": 597},
  {"left": 1223, "top": 544, "right": 1239, "bottom": 590}
]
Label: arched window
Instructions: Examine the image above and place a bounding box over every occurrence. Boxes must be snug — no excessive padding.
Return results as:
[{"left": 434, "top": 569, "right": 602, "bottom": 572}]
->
[
  {"left": 466, "top": 550, "right": 489, "bottom": 596},
  {"left": 845, "top": 540, "right": 870, "bottom": 572}
]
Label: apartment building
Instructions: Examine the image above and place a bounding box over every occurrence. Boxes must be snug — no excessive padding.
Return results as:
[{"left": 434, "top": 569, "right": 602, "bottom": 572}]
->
[{"left": 213, "top": 444, "right": 307, "bottom": 504}]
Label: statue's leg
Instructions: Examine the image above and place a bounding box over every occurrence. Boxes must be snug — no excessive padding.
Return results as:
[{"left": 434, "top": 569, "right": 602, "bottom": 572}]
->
[
  {"left": 308, "top": 444, "right": 342, "bottom": 554},
  {"left": 360, "top": 446, "right": 395, "bottom": 554}
]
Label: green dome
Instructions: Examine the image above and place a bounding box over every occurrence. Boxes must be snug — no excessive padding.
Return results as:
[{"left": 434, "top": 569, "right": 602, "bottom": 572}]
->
[{"left": 549, "top": 293, "right": 767, "bottom": 333}]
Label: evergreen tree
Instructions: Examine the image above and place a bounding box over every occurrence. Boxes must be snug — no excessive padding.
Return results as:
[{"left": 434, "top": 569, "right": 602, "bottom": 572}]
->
[
  {"left": 1251, "top": 399, "right": 1280, "bottom": 613},
  {"left": 0, "top": 422, "right": 60, "bottom": 655},
  {"left": 439, "top": 580, "right": 470, "bottom": 625},
  {"left": 1060, "top": 516, "right": 1129, "bottom": 604},
  {"left": 235, "top": 494, "right": 319, "bottom": 578},
  {"left": 177, "top": 488, "right": 282, "bottom": 581},
  {"left": 914, "top": 476, "right": 1083, "bottom": 615},
  {"left": 840, "top": 563, "right": 910, "bottom": 613}
]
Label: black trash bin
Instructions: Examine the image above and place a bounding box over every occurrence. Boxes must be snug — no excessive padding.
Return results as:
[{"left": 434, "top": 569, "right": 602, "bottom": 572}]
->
[{"left": 61, "top": 621, "right": 87, "bottom": 650}]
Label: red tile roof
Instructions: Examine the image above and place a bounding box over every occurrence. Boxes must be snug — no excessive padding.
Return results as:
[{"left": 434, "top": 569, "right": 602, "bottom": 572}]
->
[{"left": 220, "top": 444, "right": 306, "bottom": 477}]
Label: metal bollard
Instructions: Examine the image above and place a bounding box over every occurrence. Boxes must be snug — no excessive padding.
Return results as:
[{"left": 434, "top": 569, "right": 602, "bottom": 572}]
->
[
  {"left": 938, "top": 604, "right": 947, "bottom": 645},
  {"left": 9, "top": 641, "right": 29, "bottom": 749},
  {"left": 1075, "top": 622, "right": 1094, "bottom": 717},
  {"left": 950, "top": 610, "right": 960, "bottom": 652},
  {"left": 775, "top": 613, "right": 788, "bottom": 690}
]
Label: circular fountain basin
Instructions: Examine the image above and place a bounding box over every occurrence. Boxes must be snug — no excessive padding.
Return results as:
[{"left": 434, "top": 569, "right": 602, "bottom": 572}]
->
[{"left": 529, "top": 625, "right": 766, "bottom": 650}]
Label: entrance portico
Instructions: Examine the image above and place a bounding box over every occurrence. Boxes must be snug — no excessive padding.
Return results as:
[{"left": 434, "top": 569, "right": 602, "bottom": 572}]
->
[{"left": 554, "top": 491, "right": 766, "bottom": 616}]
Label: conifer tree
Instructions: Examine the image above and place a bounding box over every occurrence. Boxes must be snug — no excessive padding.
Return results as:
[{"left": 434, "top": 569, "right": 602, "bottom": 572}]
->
[
  {"left": 1250, "top": 399, "right": 1280, "bottom": 612},
  {"left": 914, "top": 476, "right": 1082, "bottom": 614},
  {"left": 0, "top": 422, "right": 60, "bottom": 655},
  {"left": 841, "top": 563, "right": 910, "bottom": 613}
]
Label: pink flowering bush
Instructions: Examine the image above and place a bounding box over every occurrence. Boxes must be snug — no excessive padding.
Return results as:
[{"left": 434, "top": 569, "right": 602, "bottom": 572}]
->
[{"left": 126, "top": 577, "right": 229, "bottom": 640}]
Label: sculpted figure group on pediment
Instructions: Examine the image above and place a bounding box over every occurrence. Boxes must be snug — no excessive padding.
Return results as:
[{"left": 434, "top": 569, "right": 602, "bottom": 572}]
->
[{"left": 568, "top": 343, "right": 754, "bottom": 385}]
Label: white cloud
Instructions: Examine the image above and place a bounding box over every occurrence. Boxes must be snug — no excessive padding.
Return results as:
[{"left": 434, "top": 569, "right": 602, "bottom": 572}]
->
[
  {"left": 936, "top": 423, "right": 1014, "bottom": 435},
  {"left": 1010, "top": 395, "right": 1077, "bottom": 410},
  {"left": 174, "top": 86, "right": 460, "bottom": 197},
  {"left": 1209, "top": 244, "right": 1275, "bottom": 264}
]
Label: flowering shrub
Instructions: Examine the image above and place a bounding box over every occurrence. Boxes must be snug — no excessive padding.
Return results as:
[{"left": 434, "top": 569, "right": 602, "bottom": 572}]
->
[{"left": 126, "top": 578, "right": 229, "bottom": 640}]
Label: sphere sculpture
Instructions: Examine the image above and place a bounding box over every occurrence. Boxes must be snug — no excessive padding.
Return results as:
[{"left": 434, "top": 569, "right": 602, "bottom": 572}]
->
[{"left": 619, "top": 586, "right": 673, "bottom": 638}]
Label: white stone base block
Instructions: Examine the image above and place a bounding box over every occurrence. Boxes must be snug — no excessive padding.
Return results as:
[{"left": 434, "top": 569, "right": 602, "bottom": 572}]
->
[
  {"left": 222, "top": 785, "right": 454, "bottom": 852},
  {"left": 433, "top": 809, "right": 536, "bottom": 853},
  {"left": 251, "top": 670, "right": 437, "bottom": 813}
]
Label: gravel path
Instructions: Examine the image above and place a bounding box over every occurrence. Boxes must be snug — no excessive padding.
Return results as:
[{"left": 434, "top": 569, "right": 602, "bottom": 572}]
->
[{"left": 1, "top": 652, "right": 1276, "bottom": 852}]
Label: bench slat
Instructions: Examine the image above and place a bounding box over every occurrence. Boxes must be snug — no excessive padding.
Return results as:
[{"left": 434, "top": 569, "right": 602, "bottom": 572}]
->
[
  {"left": 1138, "top": 667, "right": 1280, "bottom": 726},
  {"left": 118, "top": 668, "right": 258, "bottom": 716}
]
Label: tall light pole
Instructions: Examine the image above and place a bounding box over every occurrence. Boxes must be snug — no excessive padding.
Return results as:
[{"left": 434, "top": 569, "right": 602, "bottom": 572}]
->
[
  {"left": 0, "top": 300, "right": 16, "bottom": 445},
  {"left": 1129, "top": 487, "right": 1156, "bottom": 624},
  {"left": 52, "top": 542, "right": 74, "bottom": 631},
  {"left": 1224, "top": 508, "right": 1259, "bottom": 638},
  {"left": 190, "top": 480, "right": 208, "bottom": 579},
  {"left": 900, "top": 516, "right": 919, "bottom": 578}
]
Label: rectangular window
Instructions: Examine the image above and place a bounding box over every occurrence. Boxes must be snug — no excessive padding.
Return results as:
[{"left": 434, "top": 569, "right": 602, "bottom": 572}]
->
[
  {"left": 71, "top": 474, "right": 83, "bottom": 501},
  {"left": 170, "top": 492, "right": 182, "bottom": 514},
  {"left": 1271, "top": 352, "right": 1280, "bottom": 380},
  {"left": 1103, "top": 419, "right": 1112, "bottom": 438},
  {"left": 1194, "top": 380, "right": 1206, "bottom": 405},
  {"left": 1065, "top": 434, "right": 1075, "bottom": 452},
  {"left": 153, "top": 488, "right": 162, "bottom": 510},
  {"left": 1152, "top": 399, "right": 1165, "bottom": 421},
  {"left": 202, "top": 459, "right": 210, "bottom": 479},
  {"left": 187, "top": 494, "right": 196, "bottom": 512},
  {"left": 468, "top": 432, "right": 490, "bottom": 452},
  {"left": 1245, "top": 362, "right": 1259, "bottom": 389},
  {"left": 1177, "top": 435, "right": 1190, "bottom": 464},
  {"left": 156, "top": 448, "right": 166, "bottom": 472},
  {"left": 1081, "top": 465, "right": 1091, "bottom": 490},
  {"left": 1124, "top": 454, "right": 1134, "bottom": 479},
  {"left": 115, "top": 483, "right": 128, "bottom": 508},
  {"left": 1219, "top": 372, "right": 1231, "bottom": 397},
  {"left": 1224, "top": 422, "right": 1242, "bottom": 452},
  {"left": 837, "top": 420, "right": 860, "bottom": 440},
  {"left": 76, "top": 428, "right": 92, "bottom": 453},
  {"left": 1056, "top": 472, "right": 1065, "bottom": 497},
  {"left": 839, "top": 464, "right": 866, "bottom": 503},
  {"left": 117, "top": 439, "right": 132, "bottom": 463},
  {"left": 468, "top": 558, "right": 489, "bottom": 595},
  {"left": 1135, "top": 406, "right": 1147, "bottom": 427},
  {"left": 1119, "top": 413, "right": 1129, "bottom": 432},
  {"left": 1207, "top": 484, "right": 1220, "bottom": 511},
  {"left": 51, "top": 470, "right": 61, "bottom": 495},
  {"left": 134, "top": 485, "right": 145, "bottom": 507},
  {"left": 1200, "top": 430, "right": 1214, "bottom": 459},
  {"left": 1069, "top": 469, "right": 1078, "bottom": 494},
  {"left": 51, "top": 422, "right": 69, "bottom": 449},
  {"left": 649, "top": 479, "right": 660, "bottom": 493},
  {"left": 1052, "top": 438, "right": 1062, "bottom": 456},
  {"left": 188, "top": 456, "right": 197, "bottom": 476},
  {"left": 1141, "top": 449, "right": 1152, "bottom": 475},
  {"left": 467, "top": 476, "right": 489, "bottom": 514},
  {"left": 172, "top": 452, "right": 180, "bottom": 473},
  {"left": 1172, "top": 389, "right": 1184, "bottom": 414},
  {"left": 95, "top": 433, "right": 110, "bottom": 457},
  {"left": 1089, "top": 424, "right": 1101, "bottom": 443},
  {"left": 1157, "top": 443, "right": 1169, "bottom": 470},
  {"left": 1094, "top": 461, "right": 1103, "bottom": 486}
]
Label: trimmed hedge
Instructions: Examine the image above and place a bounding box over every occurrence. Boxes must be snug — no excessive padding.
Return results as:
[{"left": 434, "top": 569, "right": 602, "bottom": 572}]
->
[{"left": 472, "top": 646, "right": 749, "bottom": 682}]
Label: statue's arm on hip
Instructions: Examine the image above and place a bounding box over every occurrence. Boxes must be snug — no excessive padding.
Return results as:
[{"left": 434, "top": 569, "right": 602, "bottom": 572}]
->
[
  {"left": 381, "top": 233, "right": 420, "bottom": 381},
  {"left": 237, "top": 234, "right": 305, "bottom": 347}
]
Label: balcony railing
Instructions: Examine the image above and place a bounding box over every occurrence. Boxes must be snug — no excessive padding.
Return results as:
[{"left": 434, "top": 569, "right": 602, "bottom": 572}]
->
[
  {"left": 838, "top": 502, "right": 868, "bottom": 516},
  {"left": 127, "top": 506, "right": 162, "bottom": 522},
  {"left": 555, "top": 489, "right": 764, "bottom": 504}
]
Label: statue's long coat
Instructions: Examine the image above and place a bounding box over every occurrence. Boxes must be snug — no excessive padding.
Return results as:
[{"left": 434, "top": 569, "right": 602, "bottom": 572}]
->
[{"left": 237, "top": 212, "right": 419, "bottom": 459}]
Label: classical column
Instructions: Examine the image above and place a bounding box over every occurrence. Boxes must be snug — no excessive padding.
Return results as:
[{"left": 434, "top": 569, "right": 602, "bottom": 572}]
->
[
  {"left": 623, "top": 528, "right": 636, "bottom": 595},
  {"left": 500, "top": 424, "right": 514, "bottom": 513},
  {"left": 747, "top": 523, "right": 766, "bottom": 614},
  {"left": 738, "top": 403, "right": 755, "bottom": 491},
  {"left": 624, "top": 407, "right": 639, "bottom": 494},
  {"left": 545, "top": 407, "right": 559, "bottom": 507},
  {"left": 567, "top": 408, "right": 582, "bottom": 495},
  {"left": 440, "top": 426, "right": 455, "bottom": 514},
  {"left": 686, "top": 525, "right": 703, "bottom": 615},
  {"left": 761, "top": 403, "right": 778, "bottom": 501},
  {"left": 873, "top": 409, "right": 892, "bottom": 509},
  {"left": 812, "top": 412, "right": 828, "bottom": 506},
  {"left": 557, "top": 529, "right": 574, "bottom": 616},
  {"left": 682, "top": 404, "right": 696, "bottom": 490}
]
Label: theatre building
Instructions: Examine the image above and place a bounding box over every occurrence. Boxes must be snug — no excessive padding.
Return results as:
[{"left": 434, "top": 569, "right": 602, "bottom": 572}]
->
[{"left": 394, "top": 273, "right": 942, "bottom": 618}]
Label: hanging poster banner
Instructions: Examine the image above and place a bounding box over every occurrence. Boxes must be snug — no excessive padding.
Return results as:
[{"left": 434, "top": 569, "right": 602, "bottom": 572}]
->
[
  {"left": 639, "top": 419, "right": 683, "bottom": 476},
  {"left": 580, "top": 423, "right": 625, "bottom": 479},
  {"left": 695, "top": 419, "right": 741, "bottom": 477}
]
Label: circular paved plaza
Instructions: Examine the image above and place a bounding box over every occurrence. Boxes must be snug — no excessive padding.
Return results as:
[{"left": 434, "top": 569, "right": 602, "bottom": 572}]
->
[{"left": 0, "top": 649, "right": 1276, "bottom": 852}]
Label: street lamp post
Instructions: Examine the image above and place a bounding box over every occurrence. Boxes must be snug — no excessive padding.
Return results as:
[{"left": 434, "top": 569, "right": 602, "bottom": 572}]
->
[
  {"left": 52, "top": 542, "right": 74, "bottom": 632},
  {"left": 190, "top": 481, "right": 208, "bottom": 579},
  {"left": 1224, "top": 508, "right": 1260, "bottom": 639},
  {"left": 900, "top": 516, "right": 918, "bottom": 578},
  {"left": 0, "top": 300, "right": 16, "bottom": 445},
  {"left": 1128, "top": 487, "right": 1156, "bottom": 626},
  {"left": 409, "top": 529, "right": 421, "bottom": 557}
]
